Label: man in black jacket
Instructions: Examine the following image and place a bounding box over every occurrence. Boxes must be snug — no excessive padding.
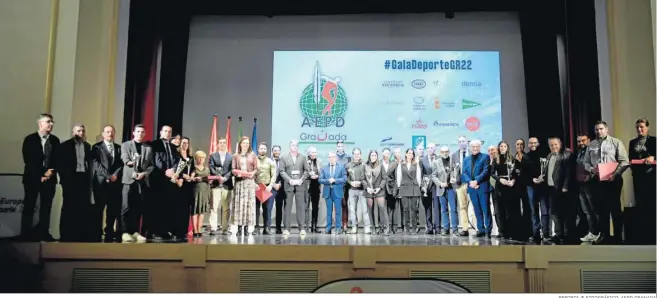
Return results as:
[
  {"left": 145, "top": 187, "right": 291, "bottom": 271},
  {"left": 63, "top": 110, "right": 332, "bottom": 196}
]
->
[
  {"left": 147, "top": 125, "right": 180, "bottom": 240},
  {"left": 91, "top": 125, "right": 123, "bottom": 242},
  {"left": 545, "top": 137, "right": 574, "bottom": 244},
  {"left": 21, "top": 113, "right": 60, "bottom": 241},
  {"left": 57, "top": 124, "right": 93, "bottom": 242}
]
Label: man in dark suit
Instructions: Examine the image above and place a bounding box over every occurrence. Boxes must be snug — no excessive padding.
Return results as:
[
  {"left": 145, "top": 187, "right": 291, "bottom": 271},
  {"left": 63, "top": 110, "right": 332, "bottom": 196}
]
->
[
  {"left": 271, "top": 145, "right": 286, "bottom": 234},
  {"left": 545, "top": 137, "right": 574, "bottom": 244},
  {"left": 91, "top": 125, "right": 123, "bottom": 242},
  {"left": 208, "top": 136, "right": 234, "bottom": 235},
  {"left": 57, "top": 124, "right": 93, "bottom": 242},
  {"left": 21, "top": 113, "right": 59, "bottom": 241},
  {"left": 318, "top": 151, "right": 347, "bottom": 234},
  {"left": 461, "top": 140, "right": 492, "bottom": 237},
  {"left": 278, "top": 140, "right": 310, "bottom": 235},
  {"left": 419, "top": 143, "right": 437, "bottom": 234},
  {"left": 148, "top": 125, "right": 180, "bottom": 240},
  {"left": 120, "top": 124, "right": 154, "bottom": 242}
]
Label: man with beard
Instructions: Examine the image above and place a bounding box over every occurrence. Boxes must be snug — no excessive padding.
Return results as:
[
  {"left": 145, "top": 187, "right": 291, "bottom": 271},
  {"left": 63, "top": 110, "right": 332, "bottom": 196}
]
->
[
  {"left": 335, "top": 141, "right": 351, "bottom": 232},
  {"left": 279, "top": 140, "right": 310, "bottom": 236},
  {"left": 582, "top": 121, "right": 629, "bottom": 244},
  {"left": 57, "top": 124, "right": 92, "bottom": 242},
  {"left": 346, "top": 148, "right": 370, "bottom": 234},
  {"left": 524, "top": 137, "right": 550, "bottom": 242},
  {"left": 451, "top": 136, "right": 471, "bottom": 236},
  {"left": 435, "top": 146, "right": 458, "bottom": 235},
  {"left": 573, "top": 134, "right": 590, "bottom": 240},
  {"left": 254, "top": 142, "right": 276, "bottom": 235},
  {"left": 148, "top": 125, "right": 180, "bottom": 240},
  {"left": 419, "top": 143, "right": 437, "bottom": 234}
]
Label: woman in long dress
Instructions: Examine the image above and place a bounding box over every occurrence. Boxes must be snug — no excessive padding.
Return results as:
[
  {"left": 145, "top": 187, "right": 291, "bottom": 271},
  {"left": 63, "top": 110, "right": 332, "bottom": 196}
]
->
[
  {"left": 186, "top": 150, "right": 212, "bottom": 238},
  {"left": 231, "top": 136, "right": 258, "bottom": 236}
]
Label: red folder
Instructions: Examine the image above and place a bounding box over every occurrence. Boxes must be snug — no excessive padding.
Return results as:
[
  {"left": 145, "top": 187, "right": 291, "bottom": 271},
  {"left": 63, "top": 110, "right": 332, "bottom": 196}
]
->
[
  {"left": 208, "top": 176, "right": 223, "bottom": 180},
  {"left": 256, "top": 183, "right": 272, "bottom": 203},
  {"left": 598, "top": 162, "right": 618, "bottom": 181},
  {"left": 631, "top": 159, "right": 656, "bottom": 165}
]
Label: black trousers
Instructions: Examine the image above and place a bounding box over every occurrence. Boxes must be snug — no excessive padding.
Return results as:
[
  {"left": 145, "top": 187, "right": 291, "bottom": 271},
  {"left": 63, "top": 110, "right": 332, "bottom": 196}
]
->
[
  {"left": 597, "top": 179, "right": 623, "bottom": 242},
  {"left": 21, "top": 180, "right": 56, "bottom": 240},
  {"left": 494, "top": 184, "right": 521, "bottom": 238},
  {"left": 342, "top": 184, "right": 350, "bottom": 228},
  {"left": 421, "top": 191, "right": 433, "bottom": 230},
  {"left": 305, "top": 181, "right": 320, "bottom": 228},
  {"left": 120, "top": 182, "right": 146, "bottom": 235},
  {"left": 518, "top": 184, "right": 533, "bottom": 238},
  {"left": 60, "top": 173, "right": 93, "bottom": 242},
  {"left": 632, "top": 173, "right": 656, "bottom": 244},
  {"left": 549, "top": 187, "right": 576, "bottom": 239},
  {"left": 275, "top": 187, "right": 286, "bottom": 229},
  {"left": 579, "top": 181, "right": 601, "bottom": 235},
  {"left": 284, "top": 185, "right": 306, "bottom": 230},
  {"left": 386, "top": 194, "right": 402, "bottom": 229},
  {"left": 402, "top": 196, "right": 420, "bottom": 230},
  {"left": 572, "top": 183, "right": 589, "bottom": 238},
  {"left": 92, "top": 181, "right": 122, "bottom": 240},
  {"left": 172, "top": 185, "right": 191, "bottom": 238},
  {"left": 148, "top": 180, "right": 176, "bottom": 237}
]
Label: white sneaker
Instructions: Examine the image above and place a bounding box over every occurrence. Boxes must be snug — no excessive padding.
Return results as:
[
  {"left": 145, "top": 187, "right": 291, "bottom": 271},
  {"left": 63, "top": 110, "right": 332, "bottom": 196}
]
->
[
  {"left": 580, "top": 232, "right": 596, "bottom": 242},
  {"left": 364, "top": 227, "right": 371, "bottom": 234},
  {"left": 300, "top": 230, "right": 306, "bottom": 236},
  {"left": 121, "top": 233, "right": 134, "bottom": 242},
  {"left": 283, "top": 229, "right": 290, "bottom": 236},
  {"left": 350, "top": 227, "right": 358, "bottom": 234},
  {"left": 132, "top": 232, "right": 147, "bottom": 242}
]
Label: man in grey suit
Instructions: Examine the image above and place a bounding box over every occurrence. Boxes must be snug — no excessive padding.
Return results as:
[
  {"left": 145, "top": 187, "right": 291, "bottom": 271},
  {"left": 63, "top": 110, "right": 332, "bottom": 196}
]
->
[
  {"left": 119, "top": 124, "right": 154, "bottom": 242},
  {"left": 451, "top": 136, "right": 471, "bottom": 236},
  {"left": 430, "top": 146, "right": 451, "bottom": 235},
  {"left": 278, "top": 140, "right": 309, "bottom": 236}
]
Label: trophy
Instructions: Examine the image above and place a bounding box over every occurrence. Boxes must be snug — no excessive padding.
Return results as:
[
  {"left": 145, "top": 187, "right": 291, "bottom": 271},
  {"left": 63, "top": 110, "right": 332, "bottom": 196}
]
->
[
  {"left": 451, "top": 163, "right": 460, "bottom": 184},
  {"left": 131, "top": 152, "right": 141, "bottom": 179},
  {"left": 505, "top": 160, "right": 515, "bottom": 179},
  {"left": 537, "top": 157, "right": 548, "bottom": 182},
  {"left": 307, "top": 159, "right": 316, "bottom": 177},
  {"left": 171, "top": 159, "right": 190, "bottom": 183},
  {"left": 421, "top": 176, "right": 431, "bottom": 196},
  {"left": 366, "top": 171, "right": 374, "bottom": 192}
]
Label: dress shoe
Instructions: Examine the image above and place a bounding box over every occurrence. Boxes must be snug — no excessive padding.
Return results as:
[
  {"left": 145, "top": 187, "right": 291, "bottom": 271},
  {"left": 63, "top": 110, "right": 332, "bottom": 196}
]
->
[{"left": 459, "top": 231, "right": 469, "bottom": 237}]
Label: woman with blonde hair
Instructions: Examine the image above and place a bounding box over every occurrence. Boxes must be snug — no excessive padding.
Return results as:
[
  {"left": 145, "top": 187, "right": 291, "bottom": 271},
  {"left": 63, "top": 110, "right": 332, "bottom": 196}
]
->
[
  {"left": 184, "top": 150, "right": 212, "bottom": 237},
  {"left": 231, "top": 136, "right": 258, "bottom": 236}
]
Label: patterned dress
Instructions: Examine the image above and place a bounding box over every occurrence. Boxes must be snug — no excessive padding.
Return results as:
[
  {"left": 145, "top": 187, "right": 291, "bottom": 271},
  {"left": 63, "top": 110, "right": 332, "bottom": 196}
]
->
[
  {"left": 231, "top": 153, "right": 257, "bottom": 226},
  {"left": 192, "top": 166, "right": 211, "bottom": 215}
]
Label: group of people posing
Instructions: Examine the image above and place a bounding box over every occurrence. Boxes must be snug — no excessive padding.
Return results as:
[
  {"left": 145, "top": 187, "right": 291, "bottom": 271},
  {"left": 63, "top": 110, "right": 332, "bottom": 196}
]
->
[{"left": 20, "top": 113, "right": 655, "bottom": 245}]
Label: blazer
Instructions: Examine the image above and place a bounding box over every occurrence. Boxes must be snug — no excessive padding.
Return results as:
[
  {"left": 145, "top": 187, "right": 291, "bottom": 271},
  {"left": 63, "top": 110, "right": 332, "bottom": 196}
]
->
[
  {"left": 150, "top": 138, "right": 180, "bottom": 180},
  {"left": 208, "top": 151, "right": 234, "bottom": 189},
  {"left": 491, "top": 155, "right": 519, "bottom": 187},
  {"left": 381, "top": 160, "right": 397, "bottom": 196},
  {"left": 461, "top": 153, "right": 490, "bottom": 194},
  {"left": 22, "top": 132, "right": 60, "bottom": 185},
  {"left": 231, "top": 152, "right": 258, "bottom": 181},
  {"left": 120, "top": 140, "right": 155, "bottom": 186},
  {"left": 56, "top": 138, "right": 92, "bottom": 186},
  {"left": 278, "top": 153, "right": 309, "bottom": 188},
  {"left": 91, "top": 141, "right": 123, "bottom": 186},
  {"left": 430, "top": 158, "right": 448, "bottom": 197},
  {"left": 363, "top": 162, "right": 386, "bottom": 198},
  {"left": 396, "top": 161, "right": 422, "bottom": 197},
  {"left": 318, "top": 163, "right": 347, "bottom": 199},
  {"left": 545, "top": 150, "right": 573, "bottom": 191},
  {"left": 450, "top": 150, "right": 468, "bottom": 186}
]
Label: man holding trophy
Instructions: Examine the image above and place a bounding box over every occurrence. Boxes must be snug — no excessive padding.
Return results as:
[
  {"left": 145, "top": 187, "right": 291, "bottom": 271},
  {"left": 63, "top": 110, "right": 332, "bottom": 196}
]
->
[
  {"left": 524, "top": 137, "right": 551, "bottom": 242},
  {"left": 119, "top": 124, "right": 154, "bottom": 242},
  {"left": 430, "top": 146, "right": 452, "bottom": 235},
  {"left": 419, "top": 143, "right": 437, "bottom": 234}
]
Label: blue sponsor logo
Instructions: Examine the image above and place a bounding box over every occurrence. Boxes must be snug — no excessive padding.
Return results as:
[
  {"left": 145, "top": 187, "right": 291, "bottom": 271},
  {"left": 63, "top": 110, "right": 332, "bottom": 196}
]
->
[
  {"left": 380, "top": 137, "right": 404, "bottom": 147},
  {"left": 411, "top": 79, "right": 426, "bottom": 89},
  {"left": 411, "top": 135, "right": 426, "bottom": 149}
]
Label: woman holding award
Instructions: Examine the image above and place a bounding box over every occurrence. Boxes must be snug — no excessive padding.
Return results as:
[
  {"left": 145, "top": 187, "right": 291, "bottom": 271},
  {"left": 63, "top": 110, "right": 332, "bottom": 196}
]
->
[
  {"left": 364, "top": 150, "right": 390, "bottom": 235},
  {"left": 396, "top": 148, "right": 422, "bottom": 234},
  {"left": 231, "top": 136, "right": 258, "bottom": 236},
  {"left": 491, "top": 141, "right": 521, "bottom": 239},
  {"left": 171, "top": 137, "right": 193, "bottom": 240},
  {"left": 186, "top": 150, "right": 211, "bottom": 238}
]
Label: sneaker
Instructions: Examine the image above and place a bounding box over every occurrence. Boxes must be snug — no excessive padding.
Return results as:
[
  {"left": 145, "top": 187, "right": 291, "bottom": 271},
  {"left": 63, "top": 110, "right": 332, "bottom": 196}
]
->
[
  {"left": 592, "top": 233, "right": 603, "bottom": 244},
  {"left": 121, "top": 233, "right": 134, "bottom": 242},
  {"left": 580, "top": 232, "right": 596, "bottom": 242},
  {"left": 350, "top": 227, "right": 358, "bottom": 234},
  {"left": 300, "top": 230, "right": 307, "bottom": 236},
  {"left": 364, "top": 227, "right": 371, "bottom": 234},
  {"left": 132, "top": 232, "right": 147, "bottom": 242},
  {"left": 283, "top": 229, "right": 290, "bottom": 236}
]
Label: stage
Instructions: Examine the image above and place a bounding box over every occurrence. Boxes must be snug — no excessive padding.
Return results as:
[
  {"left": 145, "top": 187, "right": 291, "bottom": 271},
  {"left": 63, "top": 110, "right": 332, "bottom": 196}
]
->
[{"left": 4, "top": 232, "right": 656, "bottom": 294}]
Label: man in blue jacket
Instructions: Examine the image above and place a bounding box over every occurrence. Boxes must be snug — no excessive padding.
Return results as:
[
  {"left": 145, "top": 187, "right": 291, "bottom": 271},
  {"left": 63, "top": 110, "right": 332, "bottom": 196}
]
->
[
  {"left": 319, "top": 151, "right": 347, "bottom": 234},
  {"left": 461, "top": 140, "right": 492, "bottom": 237}
]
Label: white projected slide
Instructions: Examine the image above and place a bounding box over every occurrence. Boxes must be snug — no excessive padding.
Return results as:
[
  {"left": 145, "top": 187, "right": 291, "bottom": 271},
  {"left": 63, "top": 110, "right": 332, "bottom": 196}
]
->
[{"left": 271, "top": 51, "right": 501, "bottom": 156}]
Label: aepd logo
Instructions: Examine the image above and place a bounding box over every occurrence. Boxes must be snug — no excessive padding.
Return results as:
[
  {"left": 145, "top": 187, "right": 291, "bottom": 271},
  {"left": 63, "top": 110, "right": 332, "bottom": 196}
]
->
[
  {"left": 411, "top": 79, "right": 426, "bottom": 89},
  {"left": 300, "top": 61, "right": 347, "bottom": 128}
]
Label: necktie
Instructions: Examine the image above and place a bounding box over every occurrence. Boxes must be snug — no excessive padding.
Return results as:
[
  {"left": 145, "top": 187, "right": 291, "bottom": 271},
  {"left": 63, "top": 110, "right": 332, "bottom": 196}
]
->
[
  {"left": 164, "top": 141, "right": 172, "bottom": 165},
  {"left": 107, "top": 143, "right": 114, "bottom": 164},
  {"left": 43, "top": 135, "right": 51, "bottom": 167},
  {"left": 330, "top": 165, "right": 334, "bottom": 177},
  {"left": 462, "top": 151, "right": 466, "bottom": 162}
]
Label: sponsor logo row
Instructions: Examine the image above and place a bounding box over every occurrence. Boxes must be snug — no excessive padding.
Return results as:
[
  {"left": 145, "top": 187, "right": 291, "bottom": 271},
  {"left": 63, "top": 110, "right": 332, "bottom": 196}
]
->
[
  {"left": 381, "top": 80, "right": 483, "bottom": 89},
  {"left": 410, "top": 97, "right": 481, "bottom": 110},
  {"left": 410, "top": 117, "right": 480, "bottom": 132}
]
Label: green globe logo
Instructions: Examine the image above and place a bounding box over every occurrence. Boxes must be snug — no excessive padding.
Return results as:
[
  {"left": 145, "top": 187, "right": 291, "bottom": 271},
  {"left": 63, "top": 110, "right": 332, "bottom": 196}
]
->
[{"left": 300, "top": 62, "right": 348, "bottom": 128}]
